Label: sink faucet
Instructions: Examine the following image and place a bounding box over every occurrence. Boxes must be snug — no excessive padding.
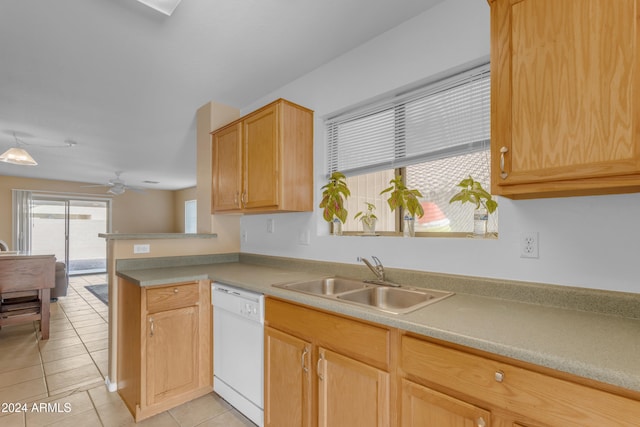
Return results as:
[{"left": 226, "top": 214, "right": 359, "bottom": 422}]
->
[{"left": 358, "top": 256, "right": 386, "bottom": 282}]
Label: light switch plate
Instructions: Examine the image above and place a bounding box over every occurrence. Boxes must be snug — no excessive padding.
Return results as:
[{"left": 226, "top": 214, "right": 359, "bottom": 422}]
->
[
  {"left": 134, "top": 244, "right": 150, "bottom": 254},
  {"left": 298, "top": 229, "right": 310, "bottom": 245}
]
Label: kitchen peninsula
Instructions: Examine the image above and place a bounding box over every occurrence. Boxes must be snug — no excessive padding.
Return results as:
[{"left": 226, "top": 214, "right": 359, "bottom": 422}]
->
[{"left": 99, "top": 232, "right": 226, "bottom": 396}]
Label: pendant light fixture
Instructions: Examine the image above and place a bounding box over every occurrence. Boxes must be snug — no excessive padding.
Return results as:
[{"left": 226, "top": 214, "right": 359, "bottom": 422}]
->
[
  {"left": 0, "top": 133, "right": 38, "bottom": 166},
  {"left": 135, "top": 0, "right": 182, "bottom": 16}
]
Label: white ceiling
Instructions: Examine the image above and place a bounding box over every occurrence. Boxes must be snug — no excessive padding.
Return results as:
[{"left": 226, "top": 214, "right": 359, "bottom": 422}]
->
[{"left": 0, "top": 0, "right": 443, "bottom": 190}]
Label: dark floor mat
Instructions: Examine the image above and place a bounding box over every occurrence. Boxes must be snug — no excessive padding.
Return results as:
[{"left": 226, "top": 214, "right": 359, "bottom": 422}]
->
[{"left": 85, "top": 284, "right": 108, "bottom": 305}]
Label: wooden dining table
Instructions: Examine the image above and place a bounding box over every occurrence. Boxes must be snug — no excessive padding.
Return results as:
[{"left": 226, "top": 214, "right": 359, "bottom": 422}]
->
[{"left": 0, "top": 254, "right": 56, "bottom": 339}]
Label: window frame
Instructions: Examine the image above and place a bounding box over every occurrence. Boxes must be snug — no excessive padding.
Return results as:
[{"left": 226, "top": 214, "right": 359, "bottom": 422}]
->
[{"left": 325, "top": 63, "right": 495, "bottom": 238}]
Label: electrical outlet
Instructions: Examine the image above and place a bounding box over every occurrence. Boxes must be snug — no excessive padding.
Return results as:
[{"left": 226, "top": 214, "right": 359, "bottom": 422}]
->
[
  {"left": 267, "top": 219, "right": 275, "bottom": 234},
  {"left": 242, "top": 230, "right": 248, "bottom": 243},
  {"left": 520, "top": 232, "right": 539, "bottom": 258}
]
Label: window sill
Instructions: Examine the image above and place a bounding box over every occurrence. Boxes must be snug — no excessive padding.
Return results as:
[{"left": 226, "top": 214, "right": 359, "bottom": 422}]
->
[{"left": 339, "top": 231, "right": 498, "bottom": 239}]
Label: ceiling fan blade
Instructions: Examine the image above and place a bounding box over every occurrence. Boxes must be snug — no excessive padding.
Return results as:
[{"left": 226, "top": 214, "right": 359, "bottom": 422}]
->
[{"left": 81, "top": 184, "right": 112, "bottom": 188}]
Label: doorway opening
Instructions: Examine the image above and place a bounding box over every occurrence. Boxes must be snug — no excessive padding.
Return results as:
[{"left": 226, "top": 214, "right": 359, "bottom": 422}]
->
[{"left": 30, "top": 196, "right": 111, "bottom": 275}]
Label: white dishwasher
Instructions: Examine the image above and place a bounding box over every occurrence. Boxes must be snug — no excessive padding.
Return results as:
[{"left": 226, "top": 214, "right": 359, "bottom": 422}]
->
[{"left": 212, "top": 282, "right": 264, "bottom": 427}]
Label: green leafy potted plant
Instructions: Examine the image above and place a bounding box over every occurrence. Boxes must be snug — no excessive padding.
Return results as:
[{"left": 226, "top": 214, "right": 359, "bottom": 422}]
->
[
  {"left": 380, "top": 175, "right": 424, "bottom": 237},
  {"left": 319, "top": 171, "right": 350, "bottom": 235},
  {"left": 449, "top": 175, "right": 498, "bottom": 236},
  {"left": 354, "top": 202, "right": 378, "bottom": 235}
]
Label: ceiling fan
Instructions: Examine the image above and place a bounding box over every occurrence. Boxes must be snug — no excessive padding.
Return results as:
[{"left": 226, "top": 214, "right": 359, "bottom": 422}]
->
[{"left": 84, "top": 171, "right": 145, "bottom": 195}]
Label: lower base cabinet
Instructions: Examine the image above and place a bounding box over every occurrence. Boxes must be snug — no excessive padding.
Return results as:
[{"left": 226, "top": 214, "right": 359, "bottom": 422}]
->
[
  {"left": 400, "top": 334, "right": 640, "bottom": 427},
  {"left": 117, "top": 278, "right": 212, "bottom": 422},
  {"left": 318, "top": 347, "right": 389, "bottom": 427},
  {"left": 265, "top": 297, "right": 392, "bottom": 427},
  {"left": 264, "top": 327, "right": 311, "bottom": 427},
  {"left": 265, "top": 297, "right": 640, "bottom": 426},
  {"left": 400, "top": 379, "right": 490, "bottom": 427}
]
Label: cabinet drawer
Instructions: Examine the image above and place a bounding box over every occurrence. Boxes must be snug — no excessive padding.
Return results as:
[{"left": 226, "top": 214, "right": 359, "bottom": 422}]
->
[
  {"left": 146, "top": 282, "right": 200, "bottom": 313},
  {"left": 401, "top": 335, "right": 640, "bottom": 427},
  {"left": 266, "top": 297, "right": 390, "bottom": 370}
]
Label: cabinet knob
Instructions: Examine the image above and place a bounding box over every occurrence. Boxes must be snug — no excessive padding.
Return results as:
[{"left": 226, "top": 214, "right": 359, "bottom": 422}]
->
[
  {"left": 494, "top": 370, "right": 505, "bottom": 382},
  {"left": 477, "top": 416, "right": 486, "bottom": 427},
  {"left": 499, "top": 146, "right": 509, "bottom": 179},
  {"left": 173, "top": 288, "right": 179, "bottom": 294}
]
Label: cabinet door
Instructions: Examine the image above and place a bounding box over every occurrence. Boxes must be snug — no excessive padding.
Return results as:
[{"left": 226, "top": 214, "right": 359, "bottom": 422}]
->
[
  {"left": 212, "top": 123, "right": 242, "bottom": 211},
  {"left": 401, "top": 379, "right": 490, "bottom": 427},
  {"left": 264, "top": 327, "right": 312, "bottom": 427},
  {"left": 491, "top": 0, "right": 640, "bottom": 197},
  {"left": 317, "top": 347, "right": 389, "bottom": 427},
  {"left": 243, "top": 104, "right": 279, "bottom": 209},
  {"left": 146, "top": 305, "right": 199, "bottom": 406}
]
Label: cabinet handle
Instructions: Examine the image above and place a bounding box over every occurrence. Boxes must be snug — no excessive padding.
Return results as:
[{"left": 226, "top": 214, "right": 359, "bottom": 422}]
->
[
  {"left": 234, "top": 191, "right": 239, "bottom": 206},
  {"left": 494, "top": 370, "right": 505, "bottom": 383},
  {"left": 499, "top": 146, "right": 509, "bottom": 179},
  {"left": 317, "top": 351, "right": 325, "bottom": 381},
  {"left": 241, "top": 191, "right": 247, "bottom": 207},
  {"left": 301, "top": 347, "right": 309, "bottom": 373},
  {"left": 149, "top": 317, "right": 154, "bottom": 337},
  {"left": 477, "top": 416, "right": 486, "bottom": 427}
]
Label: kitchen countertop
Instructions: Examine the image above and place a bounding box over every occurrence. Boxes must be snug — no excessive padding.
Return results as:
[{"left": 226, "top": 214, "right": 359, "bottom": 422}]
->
[
  {"left": 99, "top": 233, "right": 217, "bottom": 240},
  {"left": 116, "top": 261, "right": 640, "bottom": 394}
]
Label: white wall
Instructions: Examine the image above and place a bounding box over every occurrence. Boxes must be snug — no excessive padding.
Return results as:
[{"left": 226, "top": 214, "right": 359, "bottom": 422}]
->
[{"left": 238, "top": 0, "right": 640, "bottom": 294}]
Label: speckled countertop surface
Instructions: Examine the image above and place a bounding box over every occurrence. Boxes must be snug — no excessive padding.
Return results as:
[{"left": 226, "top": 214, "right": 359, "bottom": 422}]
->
[{"left": 116, "top": 260, "right": 640, "bottom": 394}]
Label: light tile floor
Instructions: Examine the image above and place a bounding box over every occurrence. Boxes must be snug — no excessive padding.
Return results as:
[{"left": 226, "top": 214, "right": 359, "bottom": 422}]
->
[{"left": 0, "top": 274, "right": 255, "bottom": 426}]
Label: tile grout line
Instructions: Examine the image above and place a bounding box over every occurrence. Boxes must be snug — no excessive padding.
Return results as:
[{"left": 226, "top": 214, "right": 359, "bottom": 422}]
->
[
  {"left": 85, "top": 386, "right": 106, "bottom": 427},
  {"left": 44, "top": 275, "right": 107, "bottom": 427},
  {"left": 47, "top": 277, "right": 107, "bottom": 401}
]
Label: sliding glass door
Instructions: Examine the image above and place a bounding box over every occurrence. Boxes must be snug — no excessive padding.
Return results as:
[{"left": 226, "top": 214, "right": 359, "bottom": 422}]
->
[{"left": 30, "top": 196, "right": 110, "bottom": 275}]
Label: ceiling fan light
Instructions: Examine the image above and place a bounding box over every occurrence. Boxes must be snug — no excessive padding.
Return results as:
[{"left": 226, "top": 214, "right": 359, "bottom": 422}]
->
[
  {"left": 0, "top": 147, "right": 38, "bottom": 165},
  {"left": 136, "top": 0, "right": 182, "bottom": 16},
  {"left": 107, "top": 185, "right": 126, "bottom": 195}
]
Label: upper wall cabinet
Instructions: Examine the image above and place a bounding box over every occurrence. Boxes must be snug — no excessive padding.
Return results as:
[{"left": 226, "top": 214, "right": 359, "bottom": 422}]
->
[
  {"left": 489, "top": 0, "right": 640, "bottom": 199},
  {"left": 211, "top": 99, "right": 314, "bottom": 213}
]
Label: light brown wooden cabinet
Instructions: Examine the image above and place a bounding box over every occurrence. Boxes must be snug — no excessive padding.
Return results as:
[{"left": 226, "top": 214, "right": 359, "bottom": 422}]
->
[
  {"left": 265, "top": 297, "right": 392, "bottom": 427},
  {"left": 264, "top": 326, "right": 312, "bottom": 427},
  {"left": 401, "top": 334, "right": 640, "bottom": 427},
  {"left": 211, "top": 123, "right": 242, "bottom": 211},
  {"left": 117, "top": 278, "right": 212, "bottom": 422},
  {"left": 489, "top": 0, "right": 640, "bottom": 198},
  {"left": 211, "top": 98, "right": 314, "bottom": 213},
  {"left": 266, "top": 298, "right": 639, "bottom": 426},
  {"left": 400, "top": 379, "right": 490, "bottom": 427},
  {"left": 317, "top": 347, "right": 389, "bottom": 427}
]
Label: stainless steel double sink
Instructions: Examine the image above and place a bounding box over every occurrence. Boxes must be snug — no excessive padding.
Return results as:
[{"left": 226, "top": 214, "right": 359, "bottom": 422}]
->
[{"left": 273, "top": 277, "right": 453, "bottom": 315}]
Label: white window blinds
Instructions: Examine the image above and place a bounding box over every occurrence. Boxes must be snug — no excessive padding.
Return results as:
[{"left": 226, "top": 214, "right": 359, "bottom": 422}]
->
[{"left": 326, "top": 64, "right": 490, "bottom": 176}]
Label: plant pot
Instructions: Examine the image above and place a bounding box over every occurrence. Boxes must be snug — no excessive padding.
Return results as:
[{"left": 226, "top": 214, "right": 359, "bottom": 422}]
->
[
  {"left": 331, "top": 217, "right": 343, "bottom": 236},
  {"left": 362, "top": 218, "right": 377, "bottom": 235},
  {"left": 473, "top": 207, "right": 488, "bottom": 236},
  {"left": 403, "top": 215, "right": 415, "bottom": 237}
]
